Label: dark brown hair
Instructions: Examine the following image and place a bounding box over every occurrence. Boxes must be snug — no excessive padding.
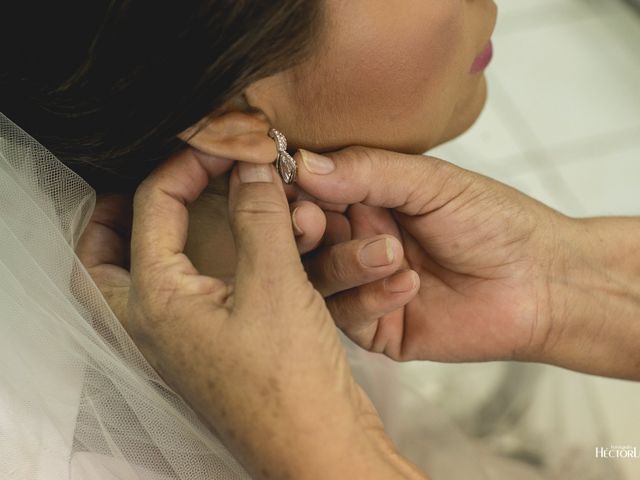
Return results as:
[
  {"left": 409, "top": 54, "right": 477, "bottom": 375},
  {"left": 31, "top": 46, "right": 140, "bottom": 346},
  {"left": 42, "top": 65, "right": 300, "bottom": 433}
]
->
[{"left": 0, "top": 1, "right": 321, "bottom": 192}]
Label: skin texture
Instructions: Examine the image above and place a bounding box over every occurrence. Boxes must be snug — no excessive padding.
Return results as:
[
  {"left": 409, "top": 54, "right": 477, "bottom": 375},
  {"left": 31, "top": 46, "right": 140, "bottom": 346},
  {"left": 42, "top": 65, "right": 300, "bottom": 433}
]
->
[
  {"left": 78, "top": 148, "right": 640, "bottom": 480},
  {"left": 185, "top": 0, "right": 498, "bottom": 286},
  {"left": 78, "top": 152, "right": 429, "bottom": 480},
  {"left": 248, "top": 0, "right": 498, "bottom": 153},
  {"left": 290, "top": 148, "right": 640, "bottom": 381}
]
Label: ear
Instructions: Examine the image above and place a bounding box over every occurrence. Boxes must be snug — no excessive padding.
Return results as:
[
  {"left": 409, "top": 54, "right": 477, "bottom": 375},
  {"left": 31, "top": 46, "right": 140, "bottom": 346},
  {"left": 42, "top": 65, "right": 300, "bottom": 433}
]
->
[{"left": 179, "top": 107, "right": 277, "bottom": 164}]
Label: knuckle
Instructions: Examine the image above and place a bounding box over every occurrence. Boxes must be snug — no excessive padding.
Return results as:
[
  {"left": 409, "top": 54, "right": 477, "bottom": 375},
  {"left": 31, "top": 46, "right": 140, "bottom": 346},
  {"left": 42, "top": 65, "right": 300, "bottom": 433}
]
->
[
  {"left": 338, "top": 145, "right": 378, "bottom": 176},
  {"left": 132, "top": 265, "right": 181, "bottom": 314},
  {"left": 324, "top": 245, "right": 356, "bottom": 283},
  {"left": 355, "top": 284, "right": 380, "bottom": 314},
  {"left": 407, "top": 157, "right": 472, "bottom": 214},
  {"left": 234, "top": 197, "right": 286, "bottom": 217},
  {"left": 432, "top": 158, "right": 471, "bottom": 192},
  {"left": 232, "top": 197, "right": 290, "bottom": 233},
  {"left": 296, "top": 282, "right": 327, "bottom": 314},
  {"left": 329, "top": 287, "right": 377, "bottom": 331},
  {"left": 327, "top": 294, "right": 352, "bottom": 326}
]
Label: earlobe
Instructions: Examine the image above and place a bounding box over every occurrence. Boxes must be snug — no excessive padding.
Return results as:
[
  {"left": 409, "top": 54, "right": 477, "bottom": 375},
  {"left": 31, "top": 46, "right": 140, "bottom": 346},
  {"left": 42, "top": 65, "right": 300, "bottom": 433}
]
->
[{"left": 179, "top": 110, "right": 277, "bottom": 164}]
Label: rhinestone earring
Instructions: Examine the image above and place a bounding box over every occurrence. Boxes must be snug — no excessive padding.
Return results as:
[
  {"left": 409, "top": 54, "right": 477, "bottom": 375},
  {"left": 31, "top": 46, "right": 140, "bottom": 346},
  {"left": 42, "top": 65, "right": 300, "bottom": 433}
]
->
[{"left": 268, "top": 128, "right": 297, "bottom": 184}]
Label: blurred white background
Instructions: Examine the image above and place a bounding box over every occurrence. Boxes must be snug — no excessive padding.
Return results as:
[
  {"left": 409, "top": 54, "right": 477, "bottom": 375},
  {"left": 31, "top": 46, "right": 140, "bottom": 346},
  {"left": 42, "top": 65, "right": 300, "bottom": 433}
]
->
[{"left": 427, "top": 0, "right": 640, "bottom": 478}]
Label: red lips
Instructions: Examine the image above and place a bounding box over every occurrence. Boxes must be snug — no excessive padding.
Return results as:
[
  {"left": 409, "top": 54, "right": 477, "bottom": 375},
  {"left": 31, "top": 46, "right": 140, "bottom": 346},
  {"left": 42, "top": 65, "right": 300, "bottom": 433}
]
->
[{"left": 470, "top": 40, "right": 493, "bottom": 74}]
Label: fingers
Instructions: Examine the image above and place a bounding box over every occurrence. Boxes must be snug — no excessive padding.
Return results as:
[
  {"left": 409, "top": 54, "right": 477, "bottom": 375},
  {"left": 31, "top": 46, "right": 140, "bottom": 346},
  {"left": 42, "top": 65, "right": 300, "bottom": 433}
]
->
[
  {"left": 326, "top": 269, "right": 420, "bottom": 349},
  {"left": 304, "top": 235, "right": 404, "bottom": 297},
  {"left": 76, "top": 194, "right": 133, "bottom": 269},
  {"left": 76, "top": 193, "right": 133, "bottom": 325},
  {"left": 294, "top": 147, "right": 472, "bottom": 216},
  {"left": 287, "top": 200, "right": 352, "bottom": 253},
  {"left": 322, "top": 211, "right": 352, "bottom": 246},
  {"left": 227, "top": 162, "right": 307, "bottom": 311},
  {"left": 290, "top": 186, "right": 348, "bottom": 214},
  {"left": 131, "top": 148, "right": 234, "bottom": 290},
  {"left": 289, "top": 200, "right": 327, "bottom": 254}
]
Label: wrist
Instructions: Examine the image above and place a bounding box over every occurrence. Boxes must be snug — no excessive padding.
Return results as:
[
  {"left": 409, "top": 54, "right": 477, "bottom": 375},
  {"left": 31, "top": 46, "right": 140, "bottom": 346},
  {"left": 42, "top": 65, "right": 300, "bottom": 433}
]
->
[
  {"left": 539, "top": 216, "right": 640, "bottom": 379},
  {"left": 213, "top": 380, "right": 427, "bottom": 480},
  {"left": 242, "top": 403, "right": 427, "bottom": 480},
  {"left": 274, "top": 395, "right": 428, "bottom": 480}
]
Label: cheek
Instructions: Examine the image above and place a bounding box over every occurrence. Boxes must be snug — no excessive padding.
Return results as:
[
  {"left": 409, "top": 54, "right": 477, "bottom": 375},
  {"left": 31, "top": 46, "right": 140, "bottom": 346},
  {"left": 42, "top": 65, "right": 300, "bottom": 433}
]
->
[{"left": 292, "top": 1, "right": 467, "bottom": 149}]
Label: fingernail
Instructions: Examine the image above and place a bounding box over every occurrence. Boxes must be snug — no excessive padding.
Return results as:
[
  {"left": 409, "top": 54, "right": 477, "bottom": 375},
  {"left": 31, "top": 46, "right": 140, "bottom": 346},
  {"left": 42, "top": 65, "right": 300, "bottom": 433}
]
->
[
  {"left": 360, "top": 237, "right": 395, "bottom": 268},
  {"left": 292, "top": 207, "right": 304, "bottom": 236},
  {"left": 238, "top": 162, "right": 273, "bottom": 183},
  {"left": 384, "top": 270, "right": 418, "bottom": 293},
  {"left": 299, "top": 149, "right": 335, "bottom": 175}
]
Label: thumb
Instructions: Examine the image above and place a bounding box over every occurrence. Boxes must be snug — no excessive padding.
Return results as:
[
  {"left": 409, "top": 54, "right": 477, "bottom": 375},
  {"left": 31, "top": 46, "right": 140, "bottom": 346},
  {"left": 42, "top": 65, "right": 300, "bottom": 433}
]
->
[
  {"left": 227, "top": 162, "right": 308, "bottom": 311},
  {"left": 293, "top": 147, "right": 472, "bottom": 216}
]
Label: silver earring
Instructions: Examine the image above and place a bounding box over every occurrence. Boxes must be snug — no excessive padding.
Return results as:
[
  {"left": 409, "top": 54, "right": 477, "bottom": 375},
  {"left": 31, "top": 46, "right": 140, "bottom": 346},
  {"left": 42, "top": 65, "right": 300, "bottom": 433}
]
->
[{"left": 269, "top": 128, "right": 297, "bottom": 184}]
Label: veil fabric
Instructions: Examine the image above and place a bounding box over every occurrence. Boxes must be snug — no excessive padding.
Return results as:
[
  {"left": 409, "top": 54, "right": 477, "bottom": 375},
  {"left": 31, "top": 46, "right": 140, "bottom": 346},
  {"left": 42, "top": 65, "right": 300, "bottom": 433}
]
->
[
  {"left": 0, "top": 112, "right": 251, "bottom": 479},
  {"left": 0, "top": 111, "right": 620, "bottom": 479}
]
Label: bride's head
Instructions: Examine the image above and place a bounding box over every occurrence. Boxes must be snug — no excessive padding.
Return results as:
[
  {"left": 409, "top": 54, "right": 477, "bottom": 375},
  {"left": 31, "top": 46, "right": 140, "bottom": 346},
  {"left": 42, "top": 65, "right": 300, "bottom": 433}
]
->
[
  {"left": 2, "top": 0, "right": 497, "bottom": 192},
  {"left": 252, "top": 0, "right": 497, "bottom": 155}
]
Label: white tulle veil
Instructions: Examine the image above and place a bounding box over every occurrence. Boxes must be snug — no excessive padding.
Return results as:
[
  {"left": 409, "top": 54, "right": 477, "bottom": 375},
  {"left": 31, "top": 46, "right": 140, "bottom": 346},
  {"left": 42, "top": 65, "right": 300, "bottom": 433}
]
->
[
  {"left": 0, "top": 112, "right": 252, "bottom": 479},
  {"left": 0, "top": 111, "right": 621, "bottom": 480}
]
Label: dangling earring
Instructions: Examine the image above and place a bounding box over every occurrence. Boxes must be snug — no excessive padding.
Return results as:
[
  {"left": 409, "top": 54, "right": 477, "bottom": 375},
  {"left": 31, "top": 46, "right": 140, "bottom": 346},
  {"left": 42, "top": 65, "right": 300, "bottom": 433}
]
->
[{"left": 269, "top": 128, "right": 297, "bottom": 184}]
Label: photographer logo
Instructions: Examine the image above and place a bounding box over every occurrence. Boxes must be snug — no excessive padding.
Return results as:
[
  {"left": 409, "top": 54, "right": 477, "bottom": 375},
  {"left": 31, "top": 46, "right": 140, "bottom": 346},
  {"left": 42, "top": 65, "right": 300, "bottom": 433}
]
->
[{"left": 595, "top": 445, "right": 640, "bottom": 459}]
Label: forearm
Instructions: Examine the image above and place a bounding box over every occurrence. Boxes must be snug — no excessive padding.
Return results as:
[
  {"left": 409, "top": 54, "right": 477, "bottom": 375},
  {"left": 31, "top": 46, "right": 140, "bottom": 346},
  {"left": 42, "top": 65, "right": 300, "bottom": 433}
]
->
[{"left": 543, "top": 216, "right": 640, "bottom": 380}]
